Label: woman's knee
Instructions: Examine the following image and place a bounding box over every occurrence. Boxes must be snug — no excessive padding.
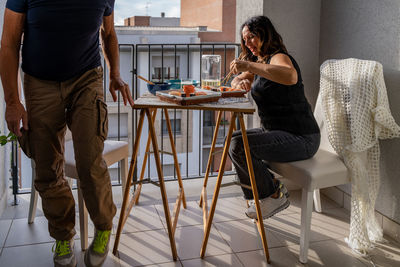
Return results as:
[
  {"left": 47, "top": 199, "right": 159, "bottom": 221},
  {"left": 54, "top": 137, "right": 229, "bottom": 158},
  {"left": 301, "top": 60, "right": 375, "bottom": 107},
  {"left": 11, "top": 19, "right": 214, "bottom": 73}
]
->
[{"left": 229, "top": 135, "right": 244, "bottom": 157}]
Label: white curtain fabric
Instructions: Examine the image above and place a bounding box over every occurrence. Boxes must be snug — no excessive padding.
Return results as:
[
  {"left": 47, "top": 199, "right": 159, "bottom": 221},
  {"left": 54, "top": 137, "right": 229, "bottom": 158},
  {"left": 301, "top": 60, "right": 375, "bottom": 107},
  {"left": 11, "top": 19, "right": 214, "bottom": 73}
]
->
[{"left": 320, "top": 58, "right": 400, "bottom": 253}]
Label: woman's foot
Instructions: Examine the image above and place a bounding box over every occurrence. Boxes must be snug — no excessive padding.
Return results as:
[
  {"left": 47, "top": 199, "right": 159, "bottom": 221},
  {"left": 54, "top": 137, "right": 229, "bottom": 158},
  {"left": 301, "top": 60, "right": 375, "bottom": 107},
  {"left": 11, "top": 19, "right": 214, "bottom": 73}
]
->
[{"left": 245, "top": 192, "right": 290, "bottom": 219}]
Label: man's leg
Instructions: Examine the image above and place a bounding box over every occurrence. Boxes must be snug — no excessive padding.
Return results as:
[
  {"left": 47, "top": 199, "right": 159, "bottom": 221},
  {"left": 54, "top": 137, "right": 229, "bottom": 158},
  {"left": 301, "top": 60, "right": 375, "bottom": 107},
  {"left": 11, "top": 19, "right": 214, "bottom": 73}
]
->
[
  {"left": 23, "top": 74, "right": 76, "bottom": 240},
  {"left": 65, "top": 67, "right": 116, "bottom": 232}
]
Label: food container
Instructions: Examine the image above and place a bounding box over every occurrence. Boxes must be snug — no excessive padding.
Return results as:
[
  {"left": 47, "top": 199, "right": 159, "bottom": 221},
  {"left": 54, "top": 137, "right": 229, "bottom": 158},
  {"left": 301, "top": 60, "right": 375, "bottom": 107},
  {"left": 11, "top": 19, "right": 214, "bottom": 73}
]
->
[
  {"left": 147, "top": 82, "right": 171, "bottom": 95},
  {"left": 167, "top": 79, "right": 200, "bottom": 89},
  {"left": 201, "top": 55, "right": 221, "bottom": 88}
]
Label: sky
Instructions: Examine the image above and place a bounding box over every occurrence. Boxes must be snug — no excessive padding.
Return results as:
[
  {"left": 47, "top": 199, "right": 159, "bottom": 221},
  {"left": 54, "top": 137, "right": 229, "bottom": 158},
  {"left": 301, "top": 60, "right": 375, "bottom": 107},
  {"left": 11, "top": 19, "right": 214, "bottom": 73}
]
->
[{"left": 114, "top": 0, "right": 181, "bottom": 25}]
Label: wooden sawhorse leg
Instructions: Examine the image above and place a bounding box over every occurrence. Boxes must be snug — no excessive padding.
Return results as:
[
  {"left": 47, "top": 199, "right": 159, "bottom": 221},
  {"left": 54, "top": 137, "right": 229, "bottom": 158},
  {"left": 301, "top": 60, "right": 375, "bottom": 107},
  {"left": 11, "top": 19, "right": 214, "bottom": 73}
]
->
[
  {"left": 199, "top": 111, "right": 236, "bottom": 209},
  {"left": 113, "top": 108, "right": 186, "bottom": 261},
  {"left": 199, "top": 112, "right": 271, "bottom": 263}
]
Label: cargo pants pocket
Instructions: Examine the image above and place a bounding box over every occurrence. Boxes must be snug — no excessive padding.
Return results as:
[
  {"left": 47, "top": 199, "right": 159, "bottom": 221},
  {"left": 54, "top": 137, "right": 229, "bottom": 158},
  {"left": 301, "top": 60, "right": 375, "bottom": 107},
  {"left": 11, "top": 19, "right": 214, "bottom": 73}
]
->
[
  {"left": 97, "top": 99, "right": 108, "bottom": 140},
  {"left": 17, "top": 128, "right": 33, "bottom": 158}
]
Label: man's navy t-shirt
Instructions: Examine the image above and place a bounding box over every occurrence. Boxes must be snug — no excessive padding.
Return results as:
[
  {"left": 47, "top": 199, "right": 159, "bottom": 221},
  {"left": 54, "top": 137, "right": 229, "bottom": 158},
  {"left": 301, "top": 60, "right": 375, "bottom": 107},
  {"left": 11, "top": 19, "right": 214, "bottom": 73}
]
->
[{"left": 6, "top": 0, "right": 114, "bottom": 81}]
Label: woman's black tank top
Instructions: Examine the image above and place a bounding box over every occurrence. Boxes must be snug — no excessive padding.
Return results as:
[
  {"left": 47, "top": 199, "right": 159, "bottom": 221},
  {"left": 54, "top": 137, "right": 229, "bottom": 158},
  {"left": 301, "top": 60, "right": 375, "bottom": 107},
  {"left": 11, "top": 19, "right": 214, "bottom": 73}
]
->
[{"left": 250, "top": 53, "right": 320, "bottom": 135}]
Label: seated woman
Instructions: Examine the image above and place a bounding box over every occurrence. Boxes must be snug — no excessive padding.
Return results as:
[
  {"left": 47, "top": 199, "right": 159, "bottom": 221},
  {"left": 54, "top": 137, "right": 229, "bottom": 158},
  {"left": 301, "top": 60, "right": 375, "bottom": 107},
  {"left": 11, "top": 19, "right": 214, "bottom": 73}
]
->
[{"left": 228, "top": 16, "right": 320, "bottom": 219}]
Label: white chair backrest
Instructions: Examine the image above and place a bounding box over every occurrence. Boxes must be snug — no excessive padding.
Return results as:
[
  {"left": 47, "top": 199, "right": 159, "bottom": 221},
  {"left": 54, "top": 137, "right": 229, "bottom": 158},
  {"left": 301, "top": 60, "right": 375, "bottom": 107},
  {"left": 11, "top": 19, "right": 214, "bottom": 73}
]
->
[
  {"left": 313, "top": 92, "right": 336, "bottom": 154},
  {"left": 65, "top": 128, "right": 73, "bottom": 141}
]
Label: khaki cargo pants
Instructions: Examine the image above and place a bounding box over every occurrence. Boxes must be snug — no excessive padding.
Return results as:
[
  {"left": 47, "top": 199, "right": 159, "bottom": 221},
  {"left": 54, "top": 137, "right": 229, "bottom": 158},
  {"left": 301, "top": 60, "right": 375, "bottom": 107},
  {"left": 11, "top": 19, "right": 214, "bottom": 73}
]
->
[{"left": 19, "top": 67, "right": 116, "bottom": 240}]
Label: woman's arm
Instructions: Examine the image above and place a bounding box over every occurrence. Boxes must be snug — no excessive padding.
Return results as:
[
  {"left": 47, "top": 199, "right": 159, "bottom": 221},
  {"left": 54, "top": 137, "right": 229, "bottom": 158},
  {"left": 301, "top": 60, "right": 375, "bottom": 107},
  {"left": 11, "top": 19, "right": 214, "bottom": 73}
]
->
[{"left": 230, "top": 53, "right": 298, "bottom": 86}]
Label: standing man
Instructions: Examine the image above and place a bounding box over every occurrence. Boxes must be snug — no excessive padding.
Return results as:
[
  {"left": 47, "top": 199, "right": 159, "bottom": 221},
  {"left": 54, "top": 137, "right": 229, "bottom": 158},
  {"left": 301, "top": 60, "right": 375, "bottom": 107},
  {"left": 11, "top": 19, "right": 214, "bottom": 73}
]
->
[{"left": 0, "top": 0, "right": 134, "bottom": 266}]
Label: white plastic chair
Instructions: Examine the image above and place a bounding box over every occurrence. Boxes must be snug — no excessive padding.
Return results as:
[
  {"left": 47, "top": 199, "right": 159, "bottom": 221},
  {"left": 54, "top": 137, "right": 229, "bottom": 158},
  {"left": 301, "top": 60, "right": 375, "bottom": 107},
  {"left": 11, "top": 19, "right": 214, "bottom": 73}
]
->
[
  {"left": 269, "top": 94, "right": 350, "bottom": 263},
  {"left": 28, "top": 131, "right": 129, "bottom": 251}
]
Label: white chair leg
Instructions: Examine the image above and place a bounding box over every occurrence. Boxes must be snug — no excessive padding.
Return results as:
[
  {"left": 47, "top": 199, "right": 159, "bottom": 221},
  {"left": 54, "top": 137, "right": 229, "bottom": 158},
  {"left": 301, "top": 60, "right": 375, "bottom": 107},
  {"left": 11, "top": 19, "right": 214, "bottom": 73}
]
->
[
  {"left": 313, "top": 189, "right": 322, "bottom": 213},
  {"left": 77, "top": 180, "right": 88, "bottom": 251},
  {"left": 120, "top": 158, "right": 128, "bottom": 194},
  {"left": 28, "top": 160, "right": 38, "bottom": 224},
  {"left": 300, "top": 189, "right": 313, "bottom": 264}
]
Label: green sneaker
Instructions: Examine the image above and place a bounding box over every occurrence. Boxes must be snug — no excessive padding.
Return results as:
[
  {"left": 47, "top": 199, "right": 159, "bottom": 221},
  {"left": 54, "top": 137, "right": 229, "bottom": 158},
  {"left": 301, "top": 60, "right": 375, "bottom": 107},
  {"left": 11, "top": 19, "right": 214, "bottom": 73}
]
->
[
  {"left": 53, "top": 239, "right": 77, "bottom": 267},
  {"left": 84, "top": 229, "right": 111, "bottom": 267}
]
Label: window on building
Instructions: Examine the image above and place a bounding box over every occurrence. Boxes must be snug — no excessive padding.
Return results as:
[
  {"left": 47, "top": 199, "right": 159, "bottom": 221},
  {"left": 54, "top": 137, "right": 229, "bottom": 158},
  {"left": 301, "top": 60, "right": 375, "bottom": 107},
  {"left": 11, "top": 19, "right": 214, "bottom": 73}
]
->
[
  {"left": 151, "top": 56, "right": 180, "bottom": 81},
  {"left": 162, "top": 110, "right": 182, "bottom": 136},
  {"left": 203, "top": 110, "right": 214, "bottom": 126},
  {"left": 163, "top": 163, "right": 181, "bottom": 177}
]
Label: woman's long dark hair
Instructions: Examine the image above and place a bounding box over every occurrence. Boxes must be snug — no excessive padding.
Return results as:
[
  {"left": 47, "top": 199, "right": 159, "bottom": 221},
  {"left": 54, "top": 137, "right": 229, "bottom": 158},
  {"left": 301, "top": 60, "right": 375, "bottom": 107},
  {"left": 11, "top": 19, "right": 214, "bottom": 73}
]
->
[{"left": 239, "top": 16, "right": 287, "bottom": 63}]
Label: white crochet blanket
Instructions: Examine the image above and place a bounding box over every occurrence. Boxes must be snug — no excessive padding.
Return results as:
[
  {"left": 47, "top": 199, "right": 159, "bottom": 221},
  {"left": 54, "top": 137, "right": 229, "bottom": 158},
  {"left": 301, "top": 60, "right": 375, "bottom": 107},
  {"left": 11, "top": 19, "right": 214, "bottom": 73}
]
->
[{"left": 320, "top": 58, "right": 400, "bottom": 253}]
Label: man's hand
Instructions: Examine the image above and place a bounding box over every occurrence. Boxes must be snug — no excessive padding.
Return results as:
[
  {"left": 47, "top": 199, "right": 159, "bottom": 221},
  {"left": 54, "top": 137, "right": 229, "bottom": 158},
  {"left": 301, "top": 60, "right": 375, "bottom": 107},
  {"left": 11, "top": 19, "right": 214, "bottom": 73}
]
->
[
  {"left": 109, "top": 76, "right": 134, "bottom": 107},
  {"left": 5, "top": 102, "right": 28, "bottom": 137},
  {"left": 230, "top": 59, "right": 251, "bottom": 75}
]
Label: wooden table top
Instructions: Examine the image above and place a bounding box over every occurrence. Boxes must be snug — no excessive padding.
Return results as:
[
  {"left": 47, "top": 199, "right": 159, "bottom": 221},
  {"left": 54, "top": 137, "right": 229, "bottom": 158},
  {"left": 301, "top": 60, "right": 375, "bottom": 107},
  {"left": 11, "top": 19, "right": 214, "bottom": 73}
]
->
[{"left": 133, "top": 93, "right": 256, "bottom": 114}]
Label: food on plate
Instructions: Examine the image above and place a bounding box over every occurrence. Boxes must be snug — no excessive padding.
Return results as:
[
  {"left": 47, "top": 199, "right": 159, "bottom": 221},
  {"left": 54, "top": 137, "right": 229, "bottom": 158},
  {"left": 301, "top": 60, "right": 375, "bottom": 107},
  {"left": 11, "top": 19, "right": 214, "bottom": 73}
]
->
[
  {"left": 167, "top": 88, "right": 211, "bottom": 98},
  {"left": 169, "top": 90, "right": 181, "bottom": 96},
  {"left": 195, "top": 91, "right": 207, "bottom": 96},
  {"left": 219, "top": 86, "right": 230, "bottom": 92},
  {"left": 229, "top": 88, "right": 244, "bottom": 92},
  {"left": 202, "top": 85, "right": 212, "bottom": 90},
  {"left": 183, "top": 85, "right": 195, "bottom": 95}
]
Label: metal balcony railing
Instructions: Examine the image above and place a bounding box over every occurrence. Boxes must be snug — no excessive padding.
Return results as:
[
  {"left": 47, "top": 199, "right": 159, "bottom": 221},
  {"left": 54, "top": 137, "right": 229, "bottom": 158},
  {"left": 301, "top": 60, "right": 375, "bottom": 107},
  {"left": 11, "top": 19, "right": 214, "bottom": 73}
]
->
[{"left": 12, "top": 43, "right": 241, "bottom": 196}]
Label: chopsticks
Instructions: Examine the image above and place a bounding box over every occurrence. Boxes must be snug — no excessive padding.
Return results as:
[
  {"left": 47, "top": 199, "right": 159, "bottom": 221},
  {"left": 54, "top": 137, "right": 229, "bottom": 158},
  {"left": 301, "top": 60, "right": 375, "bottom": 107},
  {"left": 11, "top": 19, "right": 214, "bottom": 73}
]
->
[
  {"left": 137, "top": 75, "right": 155, "bottom": 85},
  {"left": 221, "top": 70, "right": 234, "bottom": 86},
  {"left": 222, "top": 56, "right": 245, "bottom": 85}
]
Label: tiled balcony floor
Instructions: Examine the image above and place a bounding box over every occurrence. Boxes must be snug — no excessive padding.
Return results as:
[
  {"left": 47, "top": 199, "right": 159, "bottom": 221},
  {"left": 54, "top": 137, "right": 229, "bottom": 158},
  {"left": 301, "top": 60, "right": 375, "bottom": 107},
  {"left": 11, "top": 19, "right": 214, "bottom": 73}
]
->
[{"left": 0, "top": 175, "right": 399, "bottom": 266}]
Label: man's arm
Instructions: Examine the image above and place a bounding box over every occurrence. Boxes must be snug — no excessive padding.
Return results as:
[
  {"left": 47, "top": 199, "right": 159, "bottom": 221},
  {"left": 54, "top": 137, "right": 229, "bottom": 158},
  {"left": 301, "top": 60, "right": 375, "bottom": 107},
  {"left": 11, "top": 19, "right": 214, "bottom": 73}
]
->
[
  {"left": 100, "top": 12, "right": 134, "bottom": 107},
  {"left": 0, "top": 8, "right": 27, "bottom": 137}
]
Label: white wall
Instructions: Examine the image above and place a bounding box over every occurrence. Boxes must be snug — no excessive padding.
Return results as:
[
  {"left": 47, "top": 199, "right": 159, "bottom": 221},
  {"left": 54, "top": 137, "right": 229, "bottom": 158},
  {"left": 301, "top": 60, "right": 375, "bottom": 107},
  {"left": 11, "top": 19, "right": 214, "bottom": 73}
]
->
[
  {"left": 235, "top": 0, "right": 264, "bottom": 43},
  {"left": 263, "top": 0, "right": 321, "bottom": 107},
  {"left": 0, "top": 0, "right": 9, "bottom": 216}
]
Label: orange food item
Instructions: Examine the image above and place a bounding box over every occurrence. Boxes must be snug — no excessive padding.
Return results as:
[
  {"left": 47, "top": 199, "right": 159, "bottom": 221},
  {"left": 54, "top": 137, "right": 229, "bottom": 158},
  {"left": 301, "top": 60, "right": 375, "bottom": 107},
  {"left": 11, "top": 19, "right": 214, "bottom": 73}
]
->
[
  {"left": 202, "top": 85, "right": 212, "bottom": 90},
  {"left": 195, "top": 91, "right": 207, "bottom": 96},
  {"left": 183, "top": 85, "right": 195, "bottom": 95},
  {"left": 229, "top": 88, "right": 242, "bottom": 91},
  {"left": 169, "top": 90, "right": 181, "bottom": 96},
  {"left": 220, "top": 86, "right": 232, "bottom": 92}
]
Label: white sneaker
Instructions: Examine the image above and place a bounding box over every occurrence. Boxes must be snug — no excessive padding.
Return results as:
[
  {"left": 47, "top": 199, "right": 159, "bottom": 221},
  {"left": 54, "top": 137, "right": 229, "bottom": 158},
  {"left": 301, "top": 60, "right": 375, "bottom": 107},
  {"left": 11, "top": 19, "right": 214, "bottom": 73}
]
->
[
  {"left": 84, "top": 229, "right": 111, "bottom": 267},
  {"left": 245, "top": 192, "right": 290, "bottom": 219}
]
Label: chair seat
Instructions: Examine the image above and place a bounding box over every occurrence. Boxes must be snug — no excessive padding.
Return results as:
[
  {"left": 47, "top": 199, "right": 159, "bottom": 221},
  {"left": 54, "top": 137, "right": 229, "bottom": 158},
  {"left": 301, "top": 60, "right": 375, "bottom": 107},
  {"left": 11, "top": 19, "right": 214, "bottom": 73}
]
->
[
  {"left": 64, "top": 140, "right": 129, "bottom": 178},
  {"left": 269, "top": 149, "right": 349, "bottom": 191}
]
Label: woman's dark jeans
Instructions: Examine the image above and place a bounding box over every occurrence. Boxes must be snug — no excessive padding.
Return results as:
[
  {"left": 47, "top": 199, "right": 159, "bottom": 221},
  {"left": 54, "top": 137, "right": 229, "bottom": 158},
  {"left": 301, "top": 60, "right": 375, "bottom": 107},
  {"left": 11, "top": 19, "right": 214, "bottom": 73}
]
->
[{"left": 228, "top": 128, "right": 320, "bottom": 200}]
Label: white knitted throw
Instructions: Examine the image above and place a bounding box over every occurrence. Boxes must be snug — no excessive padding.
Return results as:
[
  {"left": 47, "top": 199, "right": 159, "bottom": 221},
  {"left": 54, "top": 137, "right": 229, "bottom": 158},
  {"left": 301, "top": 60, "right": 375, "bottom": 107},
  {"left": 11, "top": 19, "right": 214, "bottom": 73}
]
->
[{"left": 320, "top": 58, "right": 400, "bottom": 253}]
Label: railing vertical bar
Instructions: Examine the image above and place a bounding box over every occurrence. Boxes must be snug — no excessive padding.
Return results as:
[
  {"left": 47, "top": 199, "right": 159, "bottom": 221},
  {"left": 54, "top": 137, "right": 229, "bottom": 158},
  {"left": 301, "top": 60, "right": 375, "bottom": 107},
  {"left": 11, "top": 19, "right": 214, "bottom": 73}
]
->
[
  {"left": 161, "top": 45, "right": 164, "bottom": 170},
  {"left": 224, "top": 44, "right": 227, "bottom": 77},
  {"left": 103, "top": 58, "right": 107, "bottom": 101},
  {"left": 174, "top": 45, "right": 177, "bottom": 179},
  {"left": 186, "top": 44, "right": 190, "bottom": 178},
  {"left": 198, "top": 44, "right": 203, "bottom": 176},
  {"left": 147, "top": 44, "right": 151, "bottom": 179},
  {"left": 133, "top": 44, "right": 137, "bottom": 185},
  {"left": 117, "top": 48, "right": 121, "bottom": 184}
]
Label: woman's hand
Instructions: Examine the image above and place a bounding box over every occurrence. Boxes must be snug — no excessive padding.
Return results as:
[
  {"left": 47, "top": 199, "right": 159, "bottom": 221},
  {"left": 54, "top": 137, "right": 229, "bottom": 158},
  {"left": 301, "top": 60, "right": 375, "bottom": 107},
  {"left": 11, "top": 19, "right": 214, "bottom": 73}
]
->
[
  {"left": 232, "top": 77, "right": 252, "bottom": 92},
  {"left": 230, "top": 59, "right": 251, "bottom": 74}
]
